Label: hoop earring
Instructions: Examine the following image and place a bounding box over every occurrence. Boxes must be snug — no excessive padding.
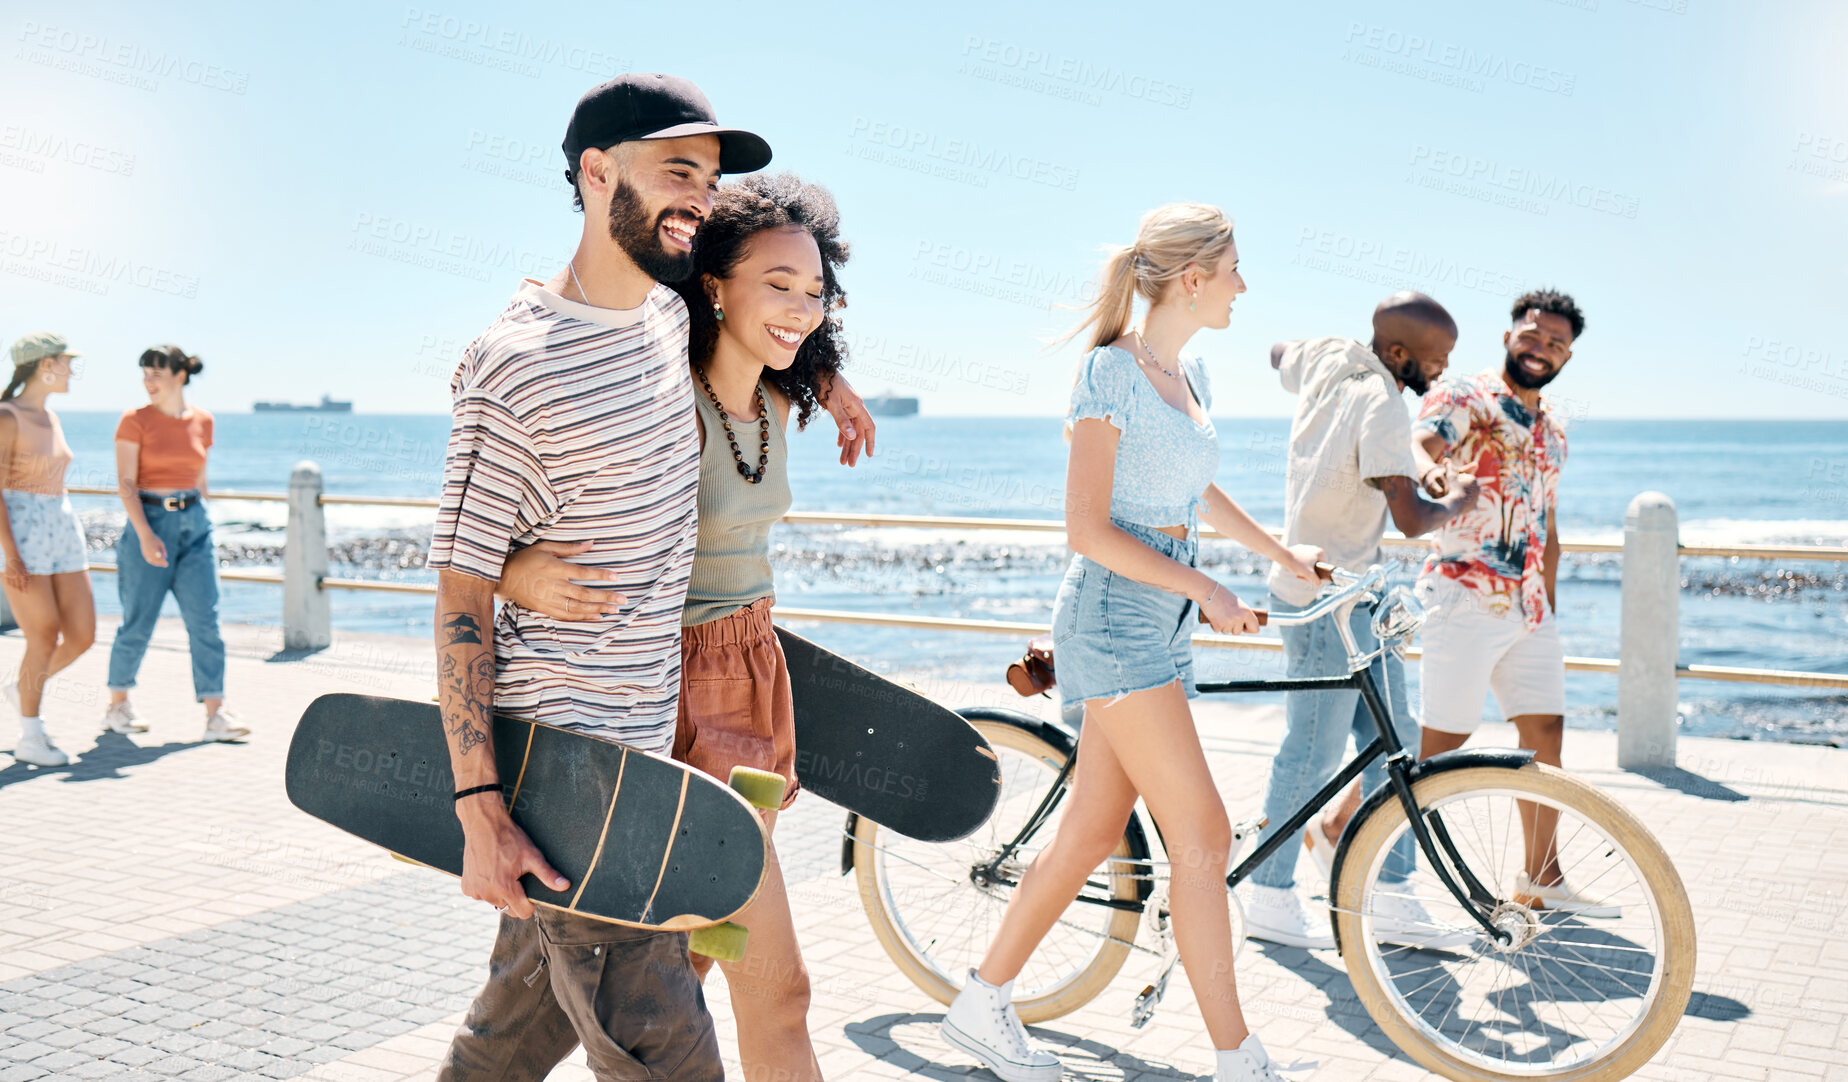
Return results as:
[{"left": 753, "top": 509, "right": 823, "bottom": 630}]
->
[{"left": 713, "top": 303, "right": 725, "bottom": 322}]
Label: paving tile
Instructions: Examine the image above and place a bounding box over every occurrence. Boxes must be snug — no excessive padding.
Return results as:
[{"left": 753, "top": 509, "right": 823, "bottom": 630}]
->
[{"left": 1, "top": 627, "right": 1845, "bottom": 1082}]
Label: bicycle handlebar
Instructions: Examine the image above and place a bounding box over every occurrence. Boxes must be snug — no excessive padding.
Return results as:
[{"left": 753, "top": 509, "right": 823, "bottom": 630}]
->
[{"left": 1262, "top": 565, "right": 1387, "bottom": 628}]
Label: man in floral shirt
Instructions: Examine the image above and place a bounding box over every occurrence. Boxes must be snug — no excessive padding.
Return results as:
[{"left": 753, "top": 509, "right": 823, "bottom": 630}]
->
[{"left": 1411, "top": 289, "right": 1616, "bottom": 917}]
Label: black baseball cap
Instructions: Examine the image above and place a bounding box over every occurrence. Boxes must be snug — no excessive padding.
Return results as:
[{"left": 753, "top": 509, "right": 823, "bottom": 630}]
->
[{"left": 562, "top": 73, "right": 771, "bottom": 181}]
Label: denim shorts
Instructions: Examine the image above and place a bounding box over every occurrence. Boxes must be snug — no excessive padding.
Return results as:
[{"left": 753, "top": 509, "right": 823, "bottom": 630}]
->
[
  {"left": 1, "top": 490, "right": 87, "bottom": 575},
  {"left": 1051, "top": 519, "right": 1199, "bottom": 709}
]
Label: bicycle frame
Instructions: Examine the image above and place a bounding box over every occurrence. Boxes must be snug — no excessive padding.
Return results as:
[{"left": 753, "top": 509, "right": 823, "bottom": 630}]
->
[{"left": 975, "top": 573, "right": 1513, "bottom": 941}]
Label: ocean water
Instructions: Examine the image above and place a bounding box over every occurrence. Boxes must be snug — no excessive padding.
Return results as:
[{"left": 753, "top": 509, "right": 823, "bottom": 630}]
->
[{"left": 51, "top": 412, "right": 1848, "bottom": 745}]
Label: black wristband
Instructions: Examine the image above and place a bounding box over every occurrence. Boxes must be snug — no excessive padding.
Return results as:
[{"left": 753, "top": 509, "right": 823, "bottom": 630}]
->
[{"left": 453, "top": 783, "right": 505, "bottom": 803}]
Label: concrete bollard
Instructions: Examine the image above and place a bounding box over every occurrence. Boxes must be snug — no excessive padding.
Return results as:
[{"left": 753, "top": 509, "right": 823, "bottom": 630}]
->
[
  {"left": 1618, "top": 491, "right": 1680, "bottom": 770},
  {"left": 284, "top": 461, "right": 332, "bottom": 651}
]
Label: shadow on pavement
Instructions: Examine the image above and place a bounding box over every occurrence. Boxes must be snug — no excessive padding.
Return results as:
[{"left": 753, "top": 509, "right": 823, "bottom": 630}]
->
[
  {"left": 845, "top": 1010, "right": 1204, "bottom": 1080},
  {"left": 1685, "top": 990, "right": 1751, "bottom": 1021},
  {"left": 1630, "top": 766, "right": 1748, "bottom": 802},
  {"left": 0, "top": 730, "right": 243, "bottom": 790},
  {"left": 1246, "top": 941, "right": 1415, "bottom": 1063}
]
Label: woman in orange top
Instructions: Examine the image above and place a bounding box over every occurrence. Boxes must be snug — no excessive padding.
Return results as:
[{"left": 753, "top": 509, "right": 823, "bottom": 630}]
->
[
  {"left": 105, "top": 346, "right": 247, "bottom": 742},
  {"left": 0, "top": 332, "right": 96, "bottom": 768}
]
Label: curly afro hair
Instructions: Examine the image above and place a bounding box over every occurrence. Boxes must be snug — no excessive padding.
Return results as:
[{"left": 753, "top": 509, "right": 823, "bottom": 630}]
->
[
  {"left": 1511, "top": 288, "right": 1585, "bottom": 341},
  {"left": 670, "top": 173, "right": 850, "bottom": 429}
]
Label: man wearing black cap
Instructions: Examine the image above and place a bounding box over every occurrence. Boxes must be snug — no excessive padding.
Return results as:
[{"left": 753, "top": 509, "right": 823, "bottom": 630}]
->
[{"left": 426, "top": 74, "right": 771, "bottom": 1081}]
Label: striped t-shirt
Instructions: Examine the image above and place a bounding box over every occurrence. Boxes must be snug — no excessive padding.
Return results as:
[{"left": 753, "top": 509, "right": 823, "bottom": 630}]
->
[{"left": 427, "top": 278, "right": 700, "bottom": 752}]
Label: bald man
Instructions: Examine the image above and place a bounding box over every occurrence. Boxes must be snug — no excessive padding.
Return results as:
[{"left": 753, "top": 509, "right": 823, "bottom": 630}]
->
[{"left": 1241, "top": 292, "right": 1479, "bottom": 951}]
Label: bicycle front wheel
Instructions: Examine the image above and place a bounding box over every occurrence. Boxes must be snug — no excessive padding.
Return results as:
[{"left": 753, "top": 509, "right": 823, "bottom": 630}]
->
[
  {"left": 1335, "top": 762, "right": 1695, "bottom": 1081},
  {"left": 853, "top": 711, "right": 1146, "bottom": 1023}
]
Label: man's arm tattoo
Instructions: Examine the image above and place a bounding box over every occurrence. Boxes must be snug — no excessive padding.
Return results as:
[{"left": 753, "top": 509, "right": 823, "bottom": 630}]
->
[
  {"left": 441, "top": 612, "right": 484, "bottom": 646},
  {"left": 438, "top": 611, "right": 493, "bottom": 755}
]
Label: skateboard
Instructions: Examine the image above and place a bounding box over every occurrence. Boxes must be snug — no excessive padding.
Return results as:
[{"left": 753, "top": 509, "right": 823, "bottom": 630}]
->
[
  {"left": 775, "top": 626, "right": 1001, "bottom": 843},
  {"left": 285, "top": 693, "right": 784, "bottom": 958}
]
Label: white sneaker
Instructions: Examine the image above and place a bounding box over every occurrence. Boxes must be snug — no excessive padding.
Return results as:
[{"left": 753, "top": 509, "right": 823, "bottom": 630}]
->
[
  {"left": 939, "top": 970, "right": 1061, "bottom": 1082},
  {"left": 202, "top": 709, "right": 250, "bottom": 743},
  {"left": 1242, "top": 885, "right": 1335, "bottom": 950},
  {"left": 1369, "top": 886, "right": 1476, "bottom": 950},
  {"left": 13, "top": 731, "right": 70, "bottom": 767},
  {"left": 1301, "top": 823, "right": 1336, "bottom": 888},
  {"left": 1513, "top": 871, "right": 1621, "bottom": 918},
  {"left": 102, "top": 700, "right": 149, "bottom": 734},
  {"left": 1215, "top": 1033, "right": 1310, "bottom": 1081}
]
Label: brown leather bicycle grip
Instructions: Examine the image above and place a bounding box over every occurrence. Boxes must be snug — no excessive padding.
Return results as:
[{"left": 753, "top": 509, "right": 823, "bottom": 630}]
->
[{"left": 1195, "top": 563, "right": 1336, "bottom": 626}]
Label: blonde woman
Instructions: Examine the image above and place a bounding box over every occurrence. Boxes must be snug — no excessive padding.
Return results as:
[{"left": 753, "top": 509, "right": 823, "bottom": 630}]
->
[
  {"left": 938, "top": 205, "right": 1321, "bottom": 1082},
  {"left": 0, "top": 333, "right": 97, "bottom": 768}
]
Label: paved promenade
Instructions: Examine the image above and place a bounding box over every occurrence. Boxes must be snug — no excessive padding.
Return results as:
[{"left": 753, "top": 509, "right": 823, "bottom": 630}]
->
[{"left": 1, "top": 618, "right": 1844, "bottom": 1081}]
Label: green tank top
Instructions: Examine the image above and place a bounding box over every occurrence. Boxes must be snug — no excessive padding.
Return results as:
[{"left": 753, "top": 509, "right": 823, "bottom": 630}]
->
[{"left": 682, "top": 379, "right": 792, "bottom": 626}]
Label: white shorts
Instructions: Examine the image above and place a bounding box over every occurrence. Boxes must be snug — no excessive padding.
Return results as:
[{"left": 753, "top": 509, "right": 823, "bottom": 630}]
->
[{"left": 1416, "top": 575, "right": 1566, "bottom": 735}]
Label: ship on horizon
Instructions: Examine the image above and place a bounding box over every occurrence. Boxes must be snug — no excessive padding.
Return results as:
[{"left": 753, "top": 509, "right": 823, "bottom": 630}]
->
[
  {"left": 254, "top": 394, "right": 353, "bottom": 413},
  {"left": 864, "top": 392, "right": 919, "bottom": 417}
]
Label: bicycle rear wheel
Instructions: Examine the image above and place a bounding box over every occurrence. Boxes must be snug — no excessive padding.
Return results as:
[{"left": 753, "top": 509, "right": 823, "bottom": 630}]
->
[
  {"left": 1334, "top": 762, "right": 1695, "bottom": 1081},
  {"left": 853, "top": 710, "right": 1147, "bottom": 1023}
]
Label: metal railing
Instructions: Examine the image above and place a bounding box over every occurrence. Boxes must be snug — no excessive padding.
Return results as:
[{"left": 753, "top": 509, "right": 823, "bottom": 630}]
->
[{"left": 54, "top": 468, "right": 1848, "bottom": 766}]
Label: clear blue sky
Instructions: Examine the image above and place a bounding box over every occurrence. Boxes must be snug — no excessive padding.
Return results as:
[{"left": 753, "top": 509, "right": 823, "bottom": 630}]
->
[{"left": 3, "top": 0, "right": 1844, "bottom": 419}]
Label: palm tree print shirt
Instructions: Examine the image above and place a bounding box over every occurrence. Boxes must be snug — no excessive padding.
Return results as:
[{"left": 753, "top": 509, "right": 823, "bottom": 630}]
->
[{"left": 1414, "top": 370, "right": 1567, "bottom": 630}]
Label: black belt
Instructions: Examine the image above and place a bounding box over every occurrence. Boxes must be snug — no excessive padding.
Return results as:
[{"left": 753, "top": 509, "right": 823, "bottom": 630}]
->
[{"left": 141, "top": 493, "right": 196, "bottom": 512}]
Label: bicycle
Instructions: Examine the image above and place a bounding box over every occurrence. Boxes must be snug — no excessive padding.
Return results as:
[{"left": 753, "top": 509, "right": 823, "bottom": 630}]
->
[{"left": 845, "top": 565, "right": 1695, "bottom": 1081}]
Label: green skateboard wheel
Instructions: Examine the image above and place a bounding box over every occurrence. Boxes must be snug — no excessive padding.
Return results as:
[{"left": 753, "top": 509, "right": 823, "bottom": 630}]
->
[
  {"left": 728, "top": 766, "right": 786, "bottom": 810},
  {"left": 689, "top": 921, "right": 749, "bottom": 961}
]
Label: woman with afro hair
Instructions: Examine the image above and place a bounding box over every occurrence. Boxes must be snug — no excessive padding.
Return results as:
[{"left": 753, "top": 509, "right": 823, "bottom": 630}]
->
[{"left": 500, "top": 172, "right": 854, "bottom": 1081}]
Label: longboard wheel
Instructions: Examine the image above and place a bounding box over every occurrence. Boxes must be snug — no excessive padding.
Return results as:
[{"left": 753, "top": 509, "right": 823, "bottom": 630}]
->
[
  {"left": 728, "top": 767, "right": 786, "bottom": 810},
  {"left": 689, "top": 921, "right": 749, "bottom": 962}
]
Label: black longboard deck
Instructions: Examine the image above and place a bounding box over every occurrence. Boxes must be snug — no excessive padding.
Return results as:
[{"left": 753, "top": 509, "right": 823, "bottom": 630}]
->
[
  {"left": 777, "top": 627, "right": 1001, "bottom": 842},
  {"left": 286, "top": 693, "right": 769, "bottom": 930}
]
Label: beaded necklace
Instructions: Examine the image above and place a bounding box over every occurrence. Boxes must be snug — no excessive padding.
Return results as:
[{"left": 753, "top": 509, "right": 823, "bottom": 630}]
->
[{"left": 694, "top": 365, "right": 770, "bottom": 484}]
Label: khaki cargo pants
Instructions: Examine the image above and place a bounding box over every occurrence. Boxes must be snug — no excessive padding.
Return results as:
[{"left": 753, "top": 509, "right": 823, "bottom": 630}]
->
[{"left": 438, "top": 908, "right": 722, "bottom": 1081}]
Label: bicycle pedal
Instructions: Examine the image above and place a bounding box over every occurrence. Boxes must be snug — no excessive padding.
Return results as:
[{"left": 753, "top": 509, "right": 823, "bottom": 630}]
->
[
  {"left": 1231, "top": 814, "right": 1268, "bottom": 839},
  {"left": 1130, "top": 963, "right": 1175, "bottom": 1029}
]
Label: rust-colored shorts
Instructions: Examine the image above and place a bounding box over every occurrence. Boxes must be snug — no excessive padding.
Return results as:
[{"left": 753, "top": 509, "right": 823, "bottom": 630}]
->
[{"left": 673, "top": 597, "right": 799, "bottom": 810}]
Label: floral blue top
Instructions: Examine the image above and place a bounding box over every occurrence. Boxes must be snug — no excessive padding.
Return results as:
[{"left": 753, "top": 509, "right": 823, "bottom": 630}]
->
[{"left": 1067, "top": 345, "right": 1219, "bottom": 531}]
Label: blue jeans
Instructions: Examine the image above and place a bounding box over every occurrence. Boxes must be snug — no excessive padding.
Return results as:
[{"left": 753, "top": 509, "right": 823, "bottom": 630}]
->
[
  {"left": 1250, "top": 593, "right": 1417, "bottom": 889},
  {"left": 108, "top": 496, "right": 226, "bottom": 700}
]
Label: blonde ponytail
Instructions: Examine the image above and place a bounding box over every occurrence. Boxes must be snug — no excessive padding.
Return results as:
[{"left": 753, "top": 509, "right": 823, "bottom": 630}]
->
[{"left": 1058, "top": 202, "right": 1236, "bottom": 350}]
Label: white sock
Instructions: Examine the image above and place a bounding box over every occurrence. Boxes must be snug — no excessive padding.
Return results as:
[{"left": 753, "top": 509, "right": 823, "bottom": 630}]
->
[{"left": 18, "top": 715, "right": 44, "bottom": 741}]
